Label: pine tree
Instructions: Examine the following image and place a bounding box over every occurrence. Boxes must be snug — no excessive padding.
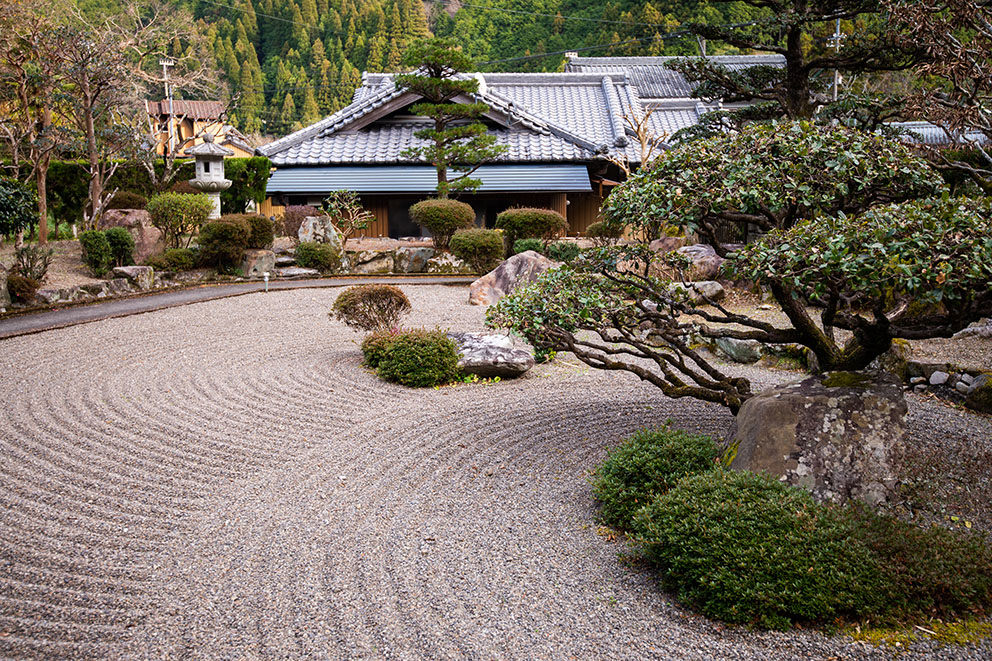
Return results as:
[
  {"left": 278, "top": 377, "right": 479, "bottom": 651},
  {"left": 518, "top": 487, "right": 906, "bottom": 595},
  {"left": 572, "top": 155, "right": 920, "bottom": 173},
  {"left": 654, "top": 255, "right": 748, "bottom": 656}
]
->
[
  {"left": 301, "top": 87, "right": 321, "bottom": 124},
  {"left": 279, "top": 91, "right": 297, "bottom": 133}
]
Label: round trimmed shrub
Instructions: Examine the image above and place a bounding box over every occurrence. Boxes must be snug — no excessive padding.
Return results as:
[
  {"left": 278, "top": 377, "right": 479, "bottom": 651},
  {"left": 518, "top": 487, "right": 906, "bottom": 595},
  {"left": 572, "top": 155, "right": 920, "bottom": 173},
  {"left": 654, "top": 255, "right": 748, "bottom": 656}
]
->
[
  {"left": 377, "top": 329, "right": 461, "bottom": 387},
  {"left": 147, "top": 192, "right": 214, "bottom": 249},
  {"left": 295, "top": 241, "right": 340, "bottom": 273},
  {"left": 632, "top": 469, "right": 882, "bottom": 630},
  {"left": 408, "top": 198, "right": 475, "bottom": 251},
  {"left": 243, "top": 213, "right": 275, "bottom": 249},
  {"left": 545, "top": 241, "right": 580, "bottom": 263},
  {"left": 495, "top": 207, "right": 568, "bottom": 250},
  {"left": 361, "top": 328, "right": 401, "bottom": 368},
  {"left": 147, "top": 247, "right": 197, "bottom": 271},
  {"left": 281, "top": 205, "right": 314, "bottom": 241},
  {"left": 105, "top": 191, "right": 148, "bottom": 210},
  {"left": 585, "top": 220, "right": 623, "bottom": 246},
  {"left": 512, "top": 238, "right": 544, "bottom": 255},
  {"left": 592, "top": 427, "right": 719, "bottom": 530},
  {"left": 332, "top": 284, "right": 411, "bottom": 331},
  {"left": 198, "top": 217, "right": 250, "bottom": 273},
  {"left": 79, "top": 229, "right": 113, "bottom": 276},
  {"left": 449, "top": 228, "right": 504, "bottom": 274},
  {"left": 7, "top": 273, "right": 40, "bottom": 303},
  {"left": 104, "top": 227, "right": 135, "bottom": 267}
]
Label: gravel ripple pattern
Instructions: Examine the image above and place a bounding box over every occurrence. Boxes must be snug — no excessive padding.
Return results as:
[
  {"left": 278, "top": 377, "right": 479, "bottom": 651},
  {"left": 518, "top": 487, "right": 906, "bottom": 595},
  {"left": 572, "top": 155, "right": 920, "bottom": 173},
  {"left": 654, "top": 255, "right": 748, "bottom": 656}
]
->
[{"left": 0, "top": 285, "right": 989, "bottom": 660}]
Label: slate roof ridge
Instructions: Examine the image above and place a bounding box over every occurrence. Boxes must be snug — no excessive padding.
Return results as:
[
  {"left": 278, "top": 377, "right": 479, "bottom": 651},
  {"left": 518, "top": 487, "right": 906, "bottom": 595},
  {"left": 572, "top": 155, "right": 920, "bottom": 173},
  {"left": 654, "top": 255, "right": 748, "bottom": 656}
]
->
[{"left": 568, "top": 54, "right": 786, "bottom": 66}]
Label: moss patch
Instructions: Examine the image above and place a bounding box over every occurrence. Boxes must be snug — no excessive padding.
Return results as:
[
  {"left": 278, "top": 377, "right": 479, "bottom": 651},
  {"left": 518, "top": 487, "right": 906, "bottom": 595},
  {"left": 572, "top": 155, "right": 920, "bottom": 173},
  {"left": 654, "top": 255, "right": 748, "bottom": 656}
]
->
[
  {"left": 849, "top": 620, "right": 992, "bottom": 649},
  {"left": 821, "top": 371, "right": 873, "bottom": 388}
]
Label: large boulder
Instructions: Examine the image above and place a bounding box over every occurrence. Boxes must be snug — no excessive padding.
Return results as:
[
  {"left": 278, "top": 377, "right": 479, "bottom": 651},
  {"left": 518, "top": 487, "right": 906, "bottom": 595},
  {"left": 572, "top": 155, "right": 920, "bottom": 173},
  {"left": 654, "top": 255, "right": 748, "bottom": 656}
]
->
[
  {"left": 112, "top": 266, "right": 154, "bottom": 291},
  {"left": 299, "top": 216, "right": 344, "bottom": 250},
  {"left": 240, "top": 250, "right": 276, "bottom": 279},
  {"left": 101, "top": 209, "right": 164, "bottom": 264},
  {"left": 715, "top": 337, "right": 762, "bottom": 363},
  {"left": 469, "top": 250, "right": 559, "bottom": 306},
  {"left": 672, "top": 280, "right": 725, "bottom": 304},
  {"left": 725, "top": 372, "right": 908, "bottom": 506},
  {"left": 964, "top": 373, "right": 992, "bottom": 414},
  {"left": 393, "top": 247, "right": 435, "bottom": 273},
  {"left": 649, "top": 236, "right": 687, "bottom": 253},
  {"left": 345, "top": 250, "right": 394, "bottom": 274},
  {"left": 425, "top": 252, "right": 473, "bottom": 274},
  {"left": 0, "top": 266, "right": 9, "bottom": 311},
  {"left": 677, "top": 244, "right": 726, "bottom": 281},
  {"left": 447, "top": 332, "right": 535, "bottom": 378}
]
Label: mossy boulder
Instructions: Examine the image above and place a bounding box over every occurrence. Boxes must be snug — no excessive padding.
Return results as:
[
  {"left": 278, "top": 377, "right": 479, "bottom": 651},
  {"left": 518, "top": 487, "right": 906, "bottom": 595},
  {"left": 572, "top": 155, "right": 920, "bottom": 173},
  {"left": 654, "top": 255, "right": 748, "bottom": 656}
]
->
[{"left": 965, "top": 374, "right": 992, "bottom": 414}]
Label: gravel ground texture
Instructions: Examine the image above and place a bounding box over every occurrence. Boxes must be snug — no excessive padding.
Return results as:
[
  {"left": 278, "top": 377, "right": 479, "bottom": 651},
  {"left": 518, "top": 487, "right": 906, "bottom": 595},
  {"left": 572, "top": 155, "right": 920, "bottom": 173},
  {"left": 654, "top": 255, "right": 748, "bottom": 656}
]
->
[
  {"left": 1, "top": 284, "right": 990, "bottom": 660},
  {"left": 0, "top": 239, "right": 102, "bottom": 290}
]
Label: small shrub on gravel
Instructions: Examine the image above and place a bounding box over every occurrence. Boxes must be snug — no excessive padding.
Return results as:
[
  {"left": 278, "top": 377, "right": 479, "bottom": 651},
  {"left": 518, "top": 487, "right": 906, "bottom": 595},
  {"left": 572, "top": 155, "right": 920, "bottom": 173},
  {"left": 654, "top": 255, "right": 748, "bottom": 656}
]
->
[
  {"left": 586, "top": 220, "right": 622, "bottom": 246},
  {"left": 79, "top": 229, "right": 113, "bottom": 275},
  {"left": 545, "top": 241, "right": 580, "bottom": 263},
  {"left": 332, "top": 284, "right": 411, "bottom": 331},
  {"left": 512, "top": 238, "right": 544, "bottom": 255},
  {"left": 198, "top": 217, "right": 250, "bottom": 273},
  {"left": 361, "top": 328, "right": 401, "bottom": 368},
  {"left": 295, "top": 241, "right": 340, "bottom": 272},
  {"left": 631, "top": 469, "right": 992, "bottom": 630},
  {"left": 15, "top": 244, "right": 54, "bottom": 281},
  {"left": 408, "top": 199, "right": 475, "bottom": 251},
  {"left": 281, "top": 205, "right": 314, "bottom": 241},
  {"left": 592, "top": 427, "right": 719, "bottom": 529},
  {"left": 105, "top": 227, "right": 135, "bottom": 267},
  {"left": 105, "top": 191, "right": 148, "bottom": 210},
  {"left": 376, "top": 329, "right": 461, "bottom": 387},
  {"left": 7, "top": 273, "right": 40, "bottom": 303},
  {"left": 496, "top": 207, "right": 567, "bottom": 250},
  {"left": 449, "top": 229, "right": 504, "bottom": 274}
]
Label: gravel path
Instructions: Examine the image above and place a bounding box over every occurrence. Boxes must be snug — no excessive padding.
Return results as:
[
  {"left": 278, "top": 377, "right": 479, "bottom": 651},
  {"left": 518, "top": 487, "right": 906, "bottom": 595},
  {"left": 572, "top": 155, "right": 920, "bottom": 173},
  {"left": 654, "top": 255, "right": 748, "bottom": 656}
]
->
[{"left": 1, "top": 285, "right": 989, "bottom": 660}]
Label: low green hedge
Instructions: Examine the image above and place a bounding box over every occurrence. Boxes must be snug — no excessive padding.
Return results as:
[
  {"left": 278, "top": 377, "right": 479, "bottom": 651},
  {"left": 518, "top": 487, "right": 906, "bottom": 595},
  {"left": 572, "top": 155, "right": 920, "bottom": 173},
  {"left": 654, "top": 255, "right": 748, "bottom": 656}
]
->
[
  {"left": 450, "top": 228, "right": 504, "bottom": 273},
  {"left": 295, "top": 241, "right": 340, "bottom": 272}
]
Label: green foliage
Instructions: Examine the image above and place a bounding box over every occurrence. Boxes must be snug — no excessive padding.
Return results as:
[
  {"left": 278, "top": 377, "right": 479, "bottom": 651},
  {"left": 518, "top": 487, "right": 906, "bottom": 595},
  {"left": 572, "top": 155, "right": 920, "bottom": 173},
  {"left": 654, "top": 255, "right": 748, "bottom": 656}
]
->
[
  {"left": 0, "top": 177, "right": 36, "bottom": 237},
  {"left": 104, "top": 227, "right": 135, "bottom": 267},
  {"left": 14, "top": 244, "right": 54, "bottom": 281},
  {"left": 592, "top": 427, "right": 719, "bottom": 529},
  {"left": 449, "top": 228, "right": 504, "bottom": 273},
  {"left": 78, "top": 230, "right": 113, "bottom": 276},
  {"left": 147, "top": 248, "right": 197, "bottom": 272},
  {"left": 728, "top": 196, "right": 992, "bottom": 310},
  {"left": 496, "top": 207, "right": 568, "bottom": 249},
  {"left": 294, "top": 241, "right": 340, "bottom": 273},
  {"left": 408, "top": 198, "right": 475, "bottom": 251},
  {"left": 604, "top": 121, "right": 942, "bottom": 244},
  {"left": 147, "top": 192, "right": 214, "bottom": 249},
  {"left": 220, "top": 157, "right": 272, "bottom": 214},
  {"left": 632, "top": 469, "right": 992, "bottom": 629},
  {"left": 281, "top": 205, "right": 315, "bottom": 241},
  {"left": 221, "top": 213, "right": 274, "bottom": 249},
  {"left": 331, "top": 284, "right": 411, "bottom": 331},
  {"left": 586, "top": 220, "right": 623, "bottom": 246},
  {"left": 512, "top": 238, "right": 544, "bottom": 255},
  {"left": 322, "top": 190, "right": 372, "bottom": 247},
  {"left": 376, "top": 328, "right": 461, "bottom": 387},
  {"left": 545, "top": 241, "right": 580, "bottom": 263},
  {"left": 105, "top": 191, "right": 148, "bottom": 210},
  {"left": 198, "top": 218, "right": 250, "bottom": 273},
  {"left": 361, "top": 328, "right": 401, "bottom": 368},
  {"left": 6, "top": 274, "right": 39, "bottom": 303}
]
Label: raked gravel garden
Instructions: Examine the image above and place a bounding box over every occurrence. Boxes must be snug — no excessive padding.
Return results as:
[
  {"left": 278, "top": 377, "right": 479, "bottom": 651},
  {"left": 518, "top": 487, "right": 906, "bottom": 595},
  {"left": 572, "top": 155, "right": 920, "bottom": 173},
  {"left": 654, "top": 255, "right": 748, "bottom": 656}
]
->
[{"left": 1, "top": 283, "right": 990, "bottom": 659}]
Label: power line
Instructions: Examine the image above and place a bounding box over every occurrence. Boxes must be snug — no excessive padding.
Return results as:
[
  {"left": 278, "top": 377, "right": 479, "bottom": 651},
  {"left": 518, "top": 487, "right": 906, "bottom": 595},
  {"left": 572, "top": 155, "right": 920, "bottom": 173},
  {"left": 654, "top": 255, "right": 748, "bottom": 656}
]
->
[{"left": 197, "top": 0, "right": 309, "bottom": 28}]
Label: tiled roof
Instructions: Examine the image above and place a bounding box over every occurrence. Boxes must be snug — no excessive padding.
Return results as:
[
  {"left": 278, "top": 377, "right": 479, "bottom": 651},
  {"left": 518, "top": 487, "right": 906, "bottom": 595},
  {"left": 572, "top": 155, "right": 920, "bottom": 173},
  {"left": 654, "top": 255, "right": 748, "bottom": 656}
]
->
[
  {"left": 565, "top": 55, "right": 786, "bottom": 99},
  {"left": 889, "top": 121, "right": 988, "bottom": 146},
  {"left": 146, "top": 100, "right": 227, "bottom": 120}
]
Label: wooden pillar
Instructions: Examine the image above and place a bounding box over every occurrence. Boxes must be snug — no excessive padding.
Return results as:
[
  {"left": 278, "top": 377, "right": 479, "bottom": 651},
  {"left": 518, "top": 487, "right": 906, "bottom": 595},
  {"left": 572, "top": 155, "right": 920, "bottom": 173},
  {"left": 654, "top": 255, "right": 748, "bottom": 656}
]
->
[{"left": 550, "top": 192, "right": 568, "bottom": 235}]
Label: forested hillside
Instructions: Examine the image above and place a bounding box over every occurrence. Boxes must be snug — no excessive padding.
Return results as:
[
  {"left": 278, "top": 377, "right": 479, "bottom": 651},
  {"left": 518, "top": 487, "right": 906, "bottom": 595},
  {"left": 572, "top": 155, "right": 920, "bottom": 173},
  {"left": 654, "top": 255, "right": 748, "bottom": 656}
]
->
[{"left": 165, "top": 1, "right": 762, "bottom": 136}]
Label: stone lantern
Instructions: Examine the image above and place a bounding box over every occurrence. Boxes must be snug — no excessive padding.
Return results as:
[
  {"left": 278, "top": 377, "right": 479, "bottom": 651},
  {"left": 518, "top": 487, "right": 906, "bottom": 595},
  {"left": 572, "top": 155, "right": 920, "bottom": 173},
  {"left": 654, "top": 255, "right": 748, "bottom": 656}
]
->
[{"left": 187, "top": 133, "right": 234, "bottom": 219}]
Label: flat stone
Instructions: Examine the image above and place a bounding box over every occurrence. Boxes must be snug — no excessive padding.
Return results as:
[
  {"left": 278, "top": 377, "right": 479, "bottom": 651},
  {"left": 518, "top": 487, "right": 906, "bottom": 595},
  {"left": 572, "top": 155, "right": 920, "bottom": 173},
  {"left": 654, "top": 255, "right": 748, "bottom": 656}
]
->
[
  {"left": 469, "top": 251, "right": 558, "bottom": 305},
  {"left": 393, "top": 247, "right": 435, "bottom": 273},
  {"left": 112, "top": 266, "right": 154, "bottom": 291},
  {"left": 715, "top": 337, "right": 762, "bottom": 364},
  {"left": 447, "top": 332, "right": 535, "bottom": 378},
  {"left": 345, "top": 250, "right": 394, "bottom": 274},
  {"left": 929, "top": 370, "right": 949, "bottom": 386},
  {"left": 959, "top": 373, "right": 975, "bottom": 386},
  {"left": 956, "top": 381, "right": 971, "bottom": 394},
  {"left": 426, "top": 253, "right": 473, "bottom": 275},
  {"left": 909, "top": 376, "right": 926, "bottom": 385},
  {"left": 274, "top": 256, "right": 296, "bottom": 267},
  {"left": 276, "top": 267, "right": 320, "bottom": 278}
]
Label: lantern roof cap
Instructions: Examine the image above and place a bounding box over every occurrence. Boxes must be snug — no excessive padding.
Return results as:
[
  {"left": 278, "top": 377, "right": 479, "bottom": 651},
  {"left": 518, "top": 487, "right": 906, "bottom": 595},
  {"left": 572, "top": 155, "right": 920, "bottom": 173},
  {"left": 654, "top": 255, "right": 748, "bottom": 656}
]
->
[{"left": 187, "top": 132, "right": 234, "bottom": 157}]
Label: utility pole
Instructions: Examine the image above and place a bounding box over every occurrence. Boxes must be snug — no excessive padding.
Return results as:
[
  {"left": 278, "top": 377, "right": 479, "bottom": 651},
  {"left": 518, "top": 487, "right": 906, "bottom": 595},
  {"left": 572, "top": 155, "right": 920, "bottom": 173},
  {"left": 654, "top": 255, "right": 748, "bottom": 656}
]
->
[
  {"left": 696, "top": 35, "right": 706, "bottom": 57},
  {"left": 830, "top": 18, "right": 842, "bottom": 101},
  {"left": 159, "top": 57, "right": 175, "bottom": 155}
]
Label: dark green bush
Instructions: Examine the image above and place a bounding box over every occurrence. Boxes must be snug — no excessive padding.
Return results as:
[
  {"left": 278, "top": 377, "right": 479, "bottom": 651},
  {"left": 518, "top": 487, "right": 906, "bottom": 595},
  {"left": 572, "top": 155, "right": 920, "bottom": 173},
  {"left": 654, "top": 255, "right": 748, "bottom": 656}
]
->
[
  {"left": 449, "top": 228, "right": 504, "bottom": 273},
  {"left": 220, "top": 213, "right": 274, "bottom": 249},
  {"left": 147, "top": 247, "right": 197, "bottom": 271},
  {"left": 545, "top": 241, "right": 580, "bottom": 263},
  {"left": 281, "top": 205, "right": 315, "bottom": 241},
  {"left": 79, "top": 230, "right": 113, "bottom": 275},
  {"left": 332, "top": 284, "right": 411, "bottom": 331},
  {"left": 408, "top": 198, "right": 475, "bottom": 251},
  {"left": 377, "top": 329, "right": 461, "bottom": 387},
  {"left": 633, "top": 470, "right": 881, "bottom": 629},
  {"left": 586, "top": 220, "right": 623, "bottom": 246},
  {"left": 147, "top": 192, "right": 214, "bottom": 249},
  {"left": 592, "top": 427, "right": 719, "bottom": 529},
  {"left": 15, "top": 244, "right": 54, "bottom": 281},
  {"left": 512, "top": 238, "right": 544, "bottom": 255},
  {"left": 295, "top": 241, "right": 340, "bottom": 272},
  {"left": 105, "top": 191, "right": 148, "bottom": 210},
  {"left": 361, "top": 328, "right": 401, "bottom": 368},
  {"left": 495, "top": 207, "right": 568, "bottom": 250},
  {"left": 198, "top": 218, "right": 249, "bottom": 273},
  {"left": 7, "top": 273, "right": 39, "bottom": 303},
  {"left": 0, "top": 177, "right": 36, "bottom": 237},
  {"left": 105, "top": 227, "right": 135, "bottom": 267}
]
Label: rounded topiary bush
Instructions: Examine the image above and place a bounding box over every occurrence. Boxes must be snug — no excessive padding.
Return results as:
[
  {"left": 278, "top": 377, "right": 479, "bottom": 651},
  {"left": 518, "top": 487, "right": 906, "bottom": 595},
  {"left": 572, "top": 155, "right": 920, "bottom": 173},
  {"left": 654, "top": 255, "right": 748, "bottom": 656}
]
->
[
  {"left": 592, "top": 427, "right": 720, "bottom": 530},
  {"left": 198, "top": 217, "right": 250, "bottom": 273},
  {"left": 495, "top": 207, "right": 568, "bottom": 251},
  {"left": 361, "top": 328, "right": 401, "bottom": 368},
  {"left": 146, "top": 192, "right": 213, "bottom": 249},
  {"left": 104, "top": 227, "right": 135, "bottom": 267},
  {"left": 377, "top": 329, "right": 461, "bottom": 387},
  {"left": 585, "top": 220, "right": 623, "bottom": 246},
  {"left": 512, "top": 238, "right": 544, "bottom": 255},
  {"left": 332, "top": 284, "right": 411, "bottom": 331},
  {"left": 295, "top": 241, "right": 340, "bottom": 272},
  {"left": 241, "top": 213, "right": 275, "bottom": 249},
  {"left": 449, "top": 228, "right": 504, "bottom": 274},
  {"left": 79, "top": 229, "right": 113, "bottom": 276},
  {"left": 105, "top": 191, "right": 148, "bottom": 211},
  {"left": 545, "top": 241, "right": 580, "bottom": 263},
  {"left": 408, "top": 198, "right": 475, "bottom": 251}
]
